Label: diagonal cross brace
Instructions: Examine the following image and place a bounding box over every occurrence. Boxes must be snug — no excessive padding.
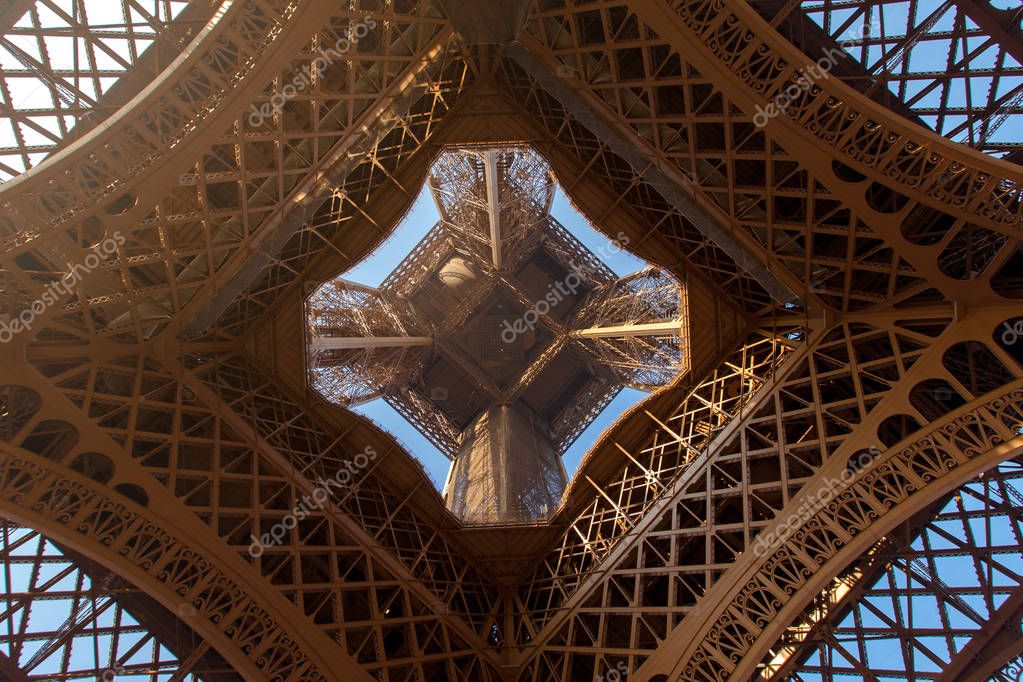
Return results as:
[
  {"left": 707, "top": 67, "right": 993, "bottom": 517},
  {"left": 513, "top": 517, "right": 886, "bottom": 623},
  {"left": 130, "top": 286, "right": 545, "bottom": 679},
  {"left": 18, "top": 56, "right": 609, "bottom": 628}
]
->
[
  {"left": 183, "top": 33, "right": 452, "bottom": 337},
  {"left": 507, "top": 41, "right": 802, "bottom": 307}
]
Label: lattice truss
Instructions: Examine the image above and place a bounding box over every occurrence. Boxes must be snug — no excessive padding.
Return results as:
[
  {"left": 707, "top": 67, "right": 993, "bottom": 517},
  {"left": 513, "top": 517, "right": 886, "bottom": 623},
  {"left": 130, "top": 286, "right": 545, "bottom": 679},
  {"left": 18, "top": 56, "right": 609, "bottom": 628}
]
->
[
  {"left": 753, "top": 0, "right": 1023, "bottom": 157},
  {"left": 307, "top": 281, "right": 429, "bottom": 406},
  {"left": 512, "top": 311, "right": 1023, "bottom": 681},
  {"left": 569, "top": 267, "right": 686, "bottom": 389},
  {"left": 307, "top": 217, "right": 485, "bottom": 456},
  {"left": 0, "top": 0, "right": 1021, "bottom": 679},
  {"left": 505, "top": 0, "right": 1023, "bottom": 318},
  {"left": 1, "top": 313, "right": 1021, "bottom": 680},
  {"left": 418, "top": 146, "right": 607, "bottom": 287},
  {"left": 545, "top": 362, "right": 622, "bottom": 453},
  {"left": 764, "top": 461, "right": 1023, "bottom": 682},
  {"left": 0, "top": 0, "right": 1017, "bottom": 354},
  {"left": 0, "top": 522, "right": 229, "bottom": 681},
  {"left": 0, "top": 351, "right": 507, "bottom": 681},
  {"left": 428, "top": 146, "right": 555, "bottom": 268},
  {"left": 0, "top": 0, "right": 202, "bottom": 181},
  {"left": 0, "top": 0, "right": 466, "bottom": 347}
]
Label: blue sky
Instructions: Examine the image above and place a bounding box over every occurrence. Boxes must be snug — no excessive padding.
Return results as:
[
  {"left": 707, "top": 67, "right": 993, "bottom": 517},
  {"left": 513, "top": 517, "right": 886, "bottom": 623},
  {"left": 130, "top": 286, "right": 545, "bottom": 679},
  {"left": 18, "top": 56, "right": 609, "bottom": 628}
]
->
[
  {"left": 803, "top": 0, "right": 1023, "bottom": 152},
  {"left": 0, "top": 528, "right": 184, "bottom": 678},
  {"left": 793, "top": 462, "right": 1023, "bottom": 679},
  {"left": 343, "top": 181, "right": 649, "bottom": 491}
]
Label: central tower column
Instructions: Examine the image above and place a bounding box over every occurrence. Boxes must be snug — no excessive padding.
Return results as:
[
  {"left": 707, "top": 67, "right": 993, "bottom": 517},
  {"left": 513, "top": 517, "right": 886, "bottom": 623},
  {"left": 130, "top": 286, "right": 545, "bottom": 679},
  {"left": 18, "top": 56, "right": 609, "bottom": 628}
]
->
[{"left": 444, "top": 403, "right": 567, "bottom": 525}]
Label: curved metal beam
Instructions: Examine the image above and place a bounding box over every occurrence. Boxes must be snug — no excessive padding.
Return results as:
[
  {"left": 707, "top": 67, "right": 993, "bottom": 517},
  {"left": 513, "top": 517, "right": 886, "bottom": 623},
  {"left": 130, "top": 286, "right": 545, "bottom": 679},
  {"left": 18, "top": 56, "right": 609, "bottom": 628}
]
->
[
  {"left": 629, "top": 0, "right": 1023, "bottom": 235},
  {"left": 0, "top": 0, "right": 336, "bottom": 255},
  {"left": 0, "top": 360, "right": 370, "bottom": 681},
  {"left": 638, "top": 373, "right": 1023, "bottom": 680},
  {"left": 179, "top": 27, "right": 454, "bottom": 337},
  {"left": 0, "top": 449, "right": 364, "bottom": 682}
]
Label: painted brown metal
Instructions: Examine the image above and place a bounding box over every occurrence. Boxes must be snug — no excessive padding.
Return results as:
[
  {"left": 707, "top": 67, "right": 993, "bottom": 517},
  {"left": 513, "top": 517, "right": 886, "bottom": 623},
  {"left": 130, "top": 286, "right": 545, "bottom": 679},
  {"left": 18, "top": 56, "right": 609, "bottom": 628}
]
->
[{"left": 0, "top": 0, "right": 1021, "bottom": 680}]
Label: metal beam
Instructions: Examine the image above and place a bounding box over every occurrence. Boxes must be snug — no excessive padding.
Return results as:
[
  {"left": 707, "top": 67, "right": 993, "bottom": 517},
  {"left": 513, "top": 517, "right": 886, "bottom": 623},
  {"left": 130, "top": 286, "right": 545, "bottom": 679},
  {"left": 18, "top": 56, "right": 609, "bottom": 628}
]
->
[
  {"left": 958, "top": 0, "right": 1023, "bottom": 71},
  {"left": 935, "top": 584, "right": 1023, "bottom": 681},
  {"left": 0, "top": 652, "right": 31, "bottom": 682},
  {"left": 571, "top": 320, "right": 681, "bottom": 339},
  {"left": 436, "top": 0, "right": 530, "bottom": 45},
  {"left": 484, "top": 149, "right": 503, "bottom": 269},
  {"left": 166, "top": 357, "right": 501, "bottom": 671},
  {"left": 167, "top": 642, "right": 212, "bottom": 682},
  {"left": 311, "top": 336, "right": 432, "bottom": 351},
  {"left": 0, "top": 373, "right": 358, "bottom": 681},
  {"left": 507, "top": 39, "right": 802, "bottom": 307},
  {"left": 0, "top": 0, "right": 37, "bottom": 33},
  {"left": 509, "top": 325, "right": 824, "bottom": 673},
  {"left": 181, "top": 31, "right": 452, "bottom": 337},
  {"left": 638, "top": 360, "right": 1023, "bottom": 682}
]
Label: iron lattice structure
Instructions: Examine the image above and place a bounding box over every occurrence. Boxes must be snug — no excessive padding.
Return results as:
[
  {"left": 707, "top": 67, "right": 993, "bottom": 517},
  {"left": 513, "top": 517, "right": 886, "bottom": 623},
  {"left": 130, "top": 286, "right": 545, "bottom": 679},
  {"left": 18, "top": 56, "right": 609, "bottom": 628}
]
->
[
  {"left": 0, "top": 0, "right": 1020, "bottom": 680},
  {"left": 0, "top": 521, "right": 237, "bottom": 681},
  {"left": 306, "top": 146, "right": 687, "bottom": 524},
  {"left": 764, "top": 461, "right": 1023, "bottom": 681},
  {"left": 569, "top": 267, "right": 687, "bottom": 390},
  {"left": 307, "top": 280, "right": 430, "bottom": 405}
]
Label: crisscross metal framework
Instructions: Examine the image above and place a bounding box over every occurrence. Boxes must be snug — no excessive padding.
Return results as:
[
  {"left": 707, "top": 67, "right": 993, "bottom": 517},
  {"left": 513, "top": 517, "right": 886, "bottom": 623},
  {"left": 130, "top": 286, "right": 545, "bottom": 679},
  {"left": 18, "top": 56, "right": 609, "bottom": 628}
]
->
[{"left": 0, "top": 0, "right": 1021, "bottom": 680}]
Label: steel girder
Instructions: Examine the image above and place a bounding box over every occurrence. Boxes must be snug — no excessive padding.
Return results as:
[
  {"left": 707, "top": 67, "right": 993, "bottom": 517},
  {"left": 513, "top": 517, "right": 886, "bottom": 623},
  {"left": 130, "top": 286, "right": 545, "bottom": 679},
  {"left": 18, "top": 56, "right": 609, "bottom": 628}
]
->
[
  {"left": 632, "top": 306, "right": 1023, "bottom": 680},
  {"left": 507, "top": 38, "right": 804, "bottom": 307},
  {"left": 762, "top": 463, "right": 1023, "bottom": 681},
  {"left": 180, "top": 25, "right": 456, "bottom": 338},
  {"left": 756, "top": 0, "right": 1023, "bottom": 156},
  {"left": 0, "top": 362, "right": 366, "bottom": 681},
  {"left": 0, "top": 0, "right": 217, "bottom": 181},
  {"left": 627, "top": 0, "right": 1023, "bottom": 235},
  {"left": 0, "top": 521, "right": 239, "bottom": 681}
]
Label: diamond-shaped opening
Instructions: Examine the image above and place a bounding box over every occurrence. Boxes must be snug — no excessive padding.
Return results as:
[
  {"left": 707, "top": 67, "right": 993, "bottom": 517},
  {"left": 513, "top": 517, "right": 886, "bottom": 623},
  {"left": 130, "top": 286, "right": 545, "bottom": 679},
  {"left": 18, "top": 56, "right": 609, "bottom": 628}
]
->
[{"left": 305, "top": 145, "right": 687, "bottom": 524}]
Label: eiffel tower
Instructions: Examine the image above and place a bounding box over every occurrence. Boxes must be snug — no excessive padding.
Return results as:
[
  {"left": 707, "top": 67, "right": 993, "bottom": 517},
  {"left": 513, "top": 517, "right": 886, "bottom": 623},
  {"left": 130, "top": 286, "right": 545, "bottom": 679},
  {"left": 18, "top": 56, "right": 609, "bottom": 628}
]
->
[{"left": 0, "top": 1, "right": 1022, "bottom": 680}]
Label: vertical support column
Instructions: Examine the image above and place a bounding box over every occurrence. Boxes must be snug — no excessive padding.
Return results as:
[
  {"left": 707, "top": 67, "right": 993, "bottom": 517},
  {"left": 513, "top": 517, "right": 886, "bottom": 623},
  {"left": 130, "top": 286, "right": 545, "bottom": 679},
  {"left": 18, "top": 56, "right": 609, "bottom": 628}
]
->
[
  {"left": 445, "top": 404, "right": 566, "bottom": 524},
  {"left": 484, "top": 149, "right": 503, "bottom": 269}
]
